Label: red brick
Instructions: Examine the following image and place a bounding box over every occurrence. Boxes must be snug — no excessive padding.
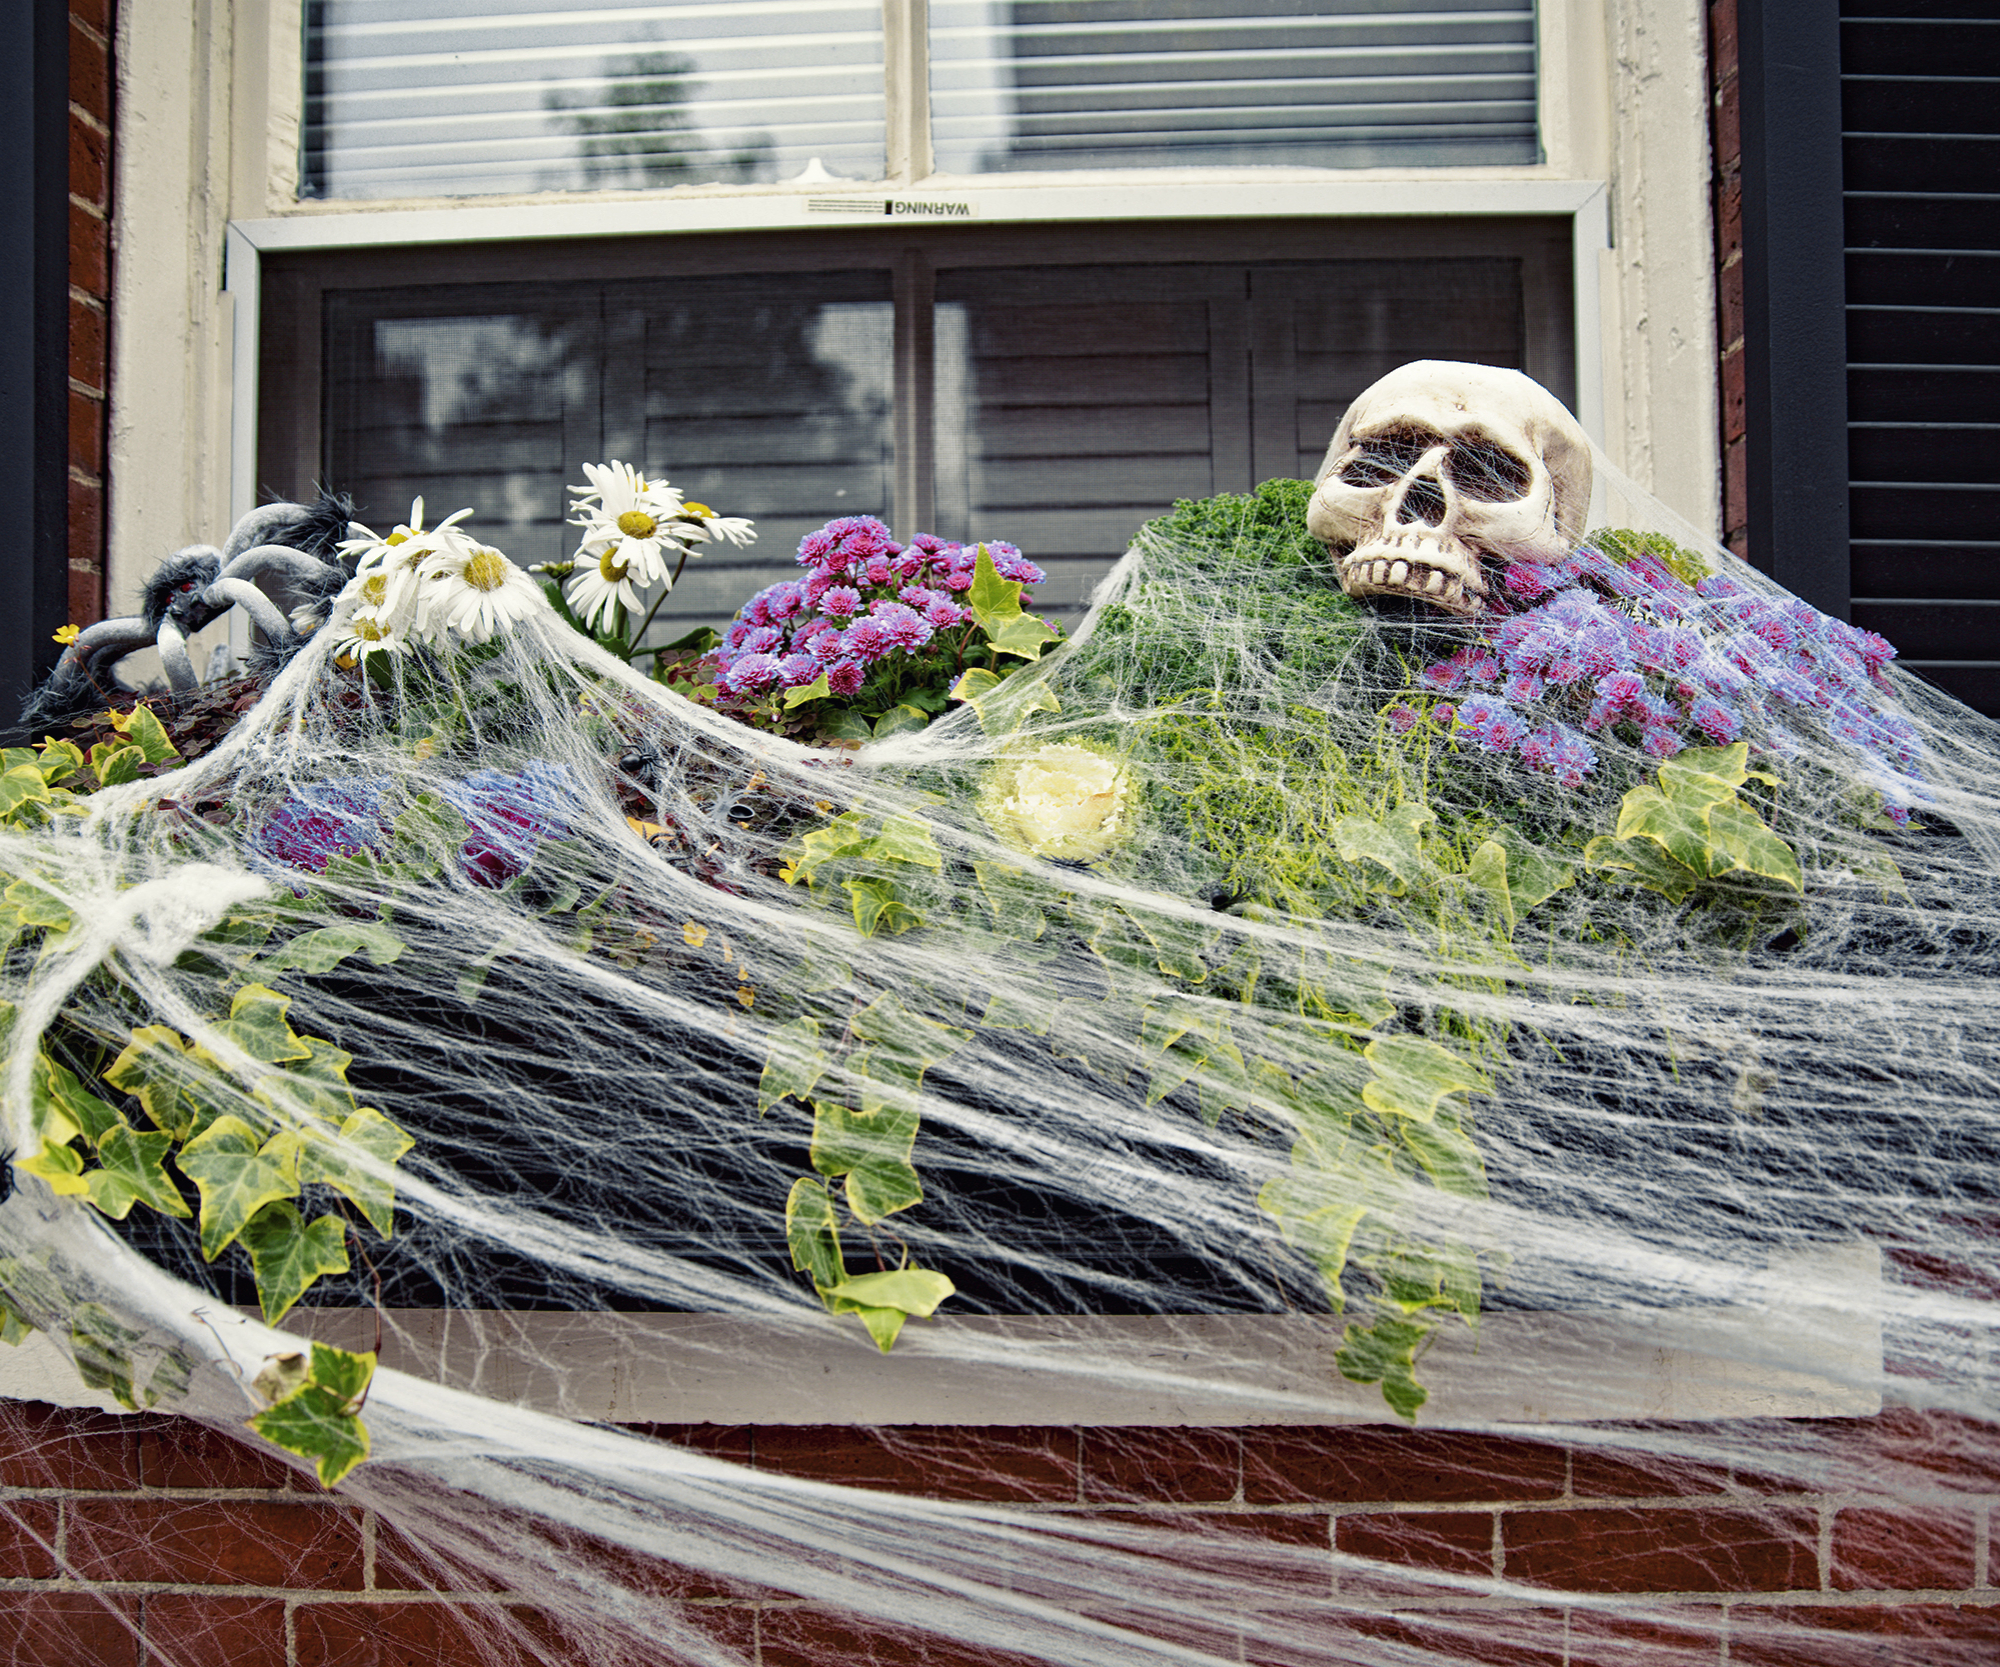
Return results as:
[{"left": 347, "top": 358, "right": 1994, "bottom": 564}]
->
[
  {"left": 70, "top": 385, "right": 103, "bottom": 476},
  {"left": 295, "top": 1602, "right": 577, "bottom": 1667},
  {"left": 1340, "top": 1609, "right": 1566, "bottom": 1667},
  {"left": 0, "top": 1400, "right": 145, "bottom": 1489},
  {"left": 69, "top": 201, "right": 108, "bottom": 298},
  {"left": 69, "top": 471, "right": 103, "bottom": 568},
  {"left": 1571, "top": 1443, "right": 1730, "bottom": 1501},
  {"left": 623, "top": 1422, "right": 756, "bottom": 1465},
  {"left": 69, "top": 292, "right": 106, "bottom": 391},
  {"left": 1243, "top": 1428, "right": 1565, "bottom": 1506},
  {"left": 1567, "top": 1608, "right": 1726, "bottom": 1667},
  {"left": 70, "top": 0, "right": 112, "bottom": 40},
  {"left": 0, "top": 1498, "right": 64, "bottom": 1578},
  {"left": 758, "top": 1606, "right": 1045, "bottom": 1667},
  {"left": 1800, "top": 1407, "right": 2000, "bottom": 1495},
  {"left": 1502, "top": 1507, "right": 1817, "bottom": 1594},
  {"left": 1716, "top": 171, "right": 1741, "bottom": 267},
  {"left": 1723, "top": 440, "right": 1747, "bottom": 548},
  {"left": 753, "top": 1427, "right": 1078, "bottom": 1503},
  {"left": 70, "top": 113, "right": 106, "bottom": 209},
  {"left": 1082, "top": 1428, "right": 1238, "bottom": 1504},
  {"left": 1337, "top": 1508, "right": 1493, "bottom": 1579},
  {"left": 1717, "top": 256, "right": 1743, "bottom": 355},
  {"left": 142, "top": 1597, "right": 284, "bottom": 1667},
  {"left": 69, "top": 19, "right": 110, "bottom": 124},
  {"left": 1729, "top": 1602, "right": 2000, "bottom": 1667},
  {"left": 1083, "top": 1509, "right": 1332, "bottom": 1600},
  {"left": 1713, "top": 75, "right": 1740, "bottom": 178},
  {"left": 1707, "top": 0, "right": 1737, "bottom": 84},
  {"left": 71, "top": 556, "right": 105, "bottom": 626},
  {"left": 0, "top": 1592, "right": 138, "bottom": 1667},
  {"left": 64, "top": 1496, "right": 364, "bottom": 1588},
  {"left": 1830, "top": 1505, "right": 1977, "bottom": 1592},
  {"left": 1720, "top": 343, "right": 1745, "bottom": 444},
  {"left": 139, "top": 1418, "right": 296, "bottom": 1491}
]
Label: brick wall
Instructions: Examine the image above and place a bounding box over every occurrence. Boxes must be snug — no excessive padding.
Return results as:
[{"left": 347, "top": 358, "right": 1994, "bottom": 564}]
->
[
  {"left": 1708, "top": 0, "right": 1746, "bottom": 563},
  {"left": 67, "top": 0, "right": 113, "bottom": 630},
  {"left": 4, "top": 1403, "right": 1996, "bottom": 1666}
]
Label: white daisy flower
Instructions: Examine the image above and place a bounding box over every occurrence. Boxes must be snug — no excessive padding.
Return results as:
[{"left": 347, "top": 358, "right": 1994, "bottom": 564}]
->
[
  {"left": 675, "top": 503, "right": 757, "bottom": 550},
  {"left": 562, "top": 545, "right": 648, "bottom": 633},
  {"left": 418, "top": 540, "right": 544, "bottom": 644},
  {"left": 340, "top": 498, "right": 474, "bottom": 573},
  {"left": 569, "top": 461, "right": 685, "bottom": 590},
  {"left": 325, "top": 604, "right": 411, "bottom": 667}
]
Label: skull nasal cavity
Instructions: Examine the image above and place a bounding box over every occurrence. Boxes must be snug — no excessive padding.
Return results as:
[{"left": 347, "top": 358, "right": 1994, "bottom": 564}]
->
[{"left": 1396, "top": 476, "right": 1448, "bottom": 527}]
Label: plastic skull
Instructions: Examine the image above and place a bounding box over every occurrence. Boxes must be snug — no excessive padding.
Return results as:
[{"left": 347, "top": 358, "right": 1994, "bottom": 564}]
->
[{"left": 1306, "top": 361, "right": 1592, "bottom": 617}]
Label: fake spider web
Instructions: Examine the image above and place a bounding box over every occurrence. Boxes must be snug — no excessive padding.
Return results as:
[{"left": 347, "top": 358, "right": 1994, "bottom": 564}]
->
[{"left": 2, "top": 447, "right": 1999, "bottom": 1667}]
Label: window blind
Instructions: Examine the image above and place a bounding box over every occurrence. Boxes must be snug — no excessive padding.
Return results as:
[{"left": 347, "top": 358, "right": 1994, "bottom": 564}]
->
[
  {"left": 929, "top": 0, "right": 1540, "bottom": 174},
  {"left": 302, "top": 0, "right": 887, "bottom": 200}
]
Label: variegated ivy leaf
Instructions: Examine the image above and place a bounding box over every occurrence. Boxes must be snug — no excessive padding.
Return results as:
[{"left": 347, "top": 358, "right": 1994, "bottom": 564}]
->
[
  {"left": 295, "top": 1108, "right": 414, "bottom": 1238},
  {"left": 85, "top": 1124, "right": 191, "bottom": 1221},
  {"left": 16, "top": 1139, "right": 88, "bottom": 1197},
  {"left": 239, "top": 1202, "right": 350, "bottom": 1324},
  {"left": 248, "top": 1343, "right": 375, "bottom": 1487},
  {"left": 197, "top": 984, "right": 313, "bottom": 1070},
  {"left": 843, "top": 876, "right": 922, "bottom": 938},
  {"left": 257, "top": 922, "right": 406, "bottom": 978},
  {"left": 176, "top": 1114, "right": 301, "bottom": 1260},
  {"left": 757, "top": 1016, "right": 827, "bottom": 1115},
  {"left": 254, "top": 1033, "right": 361, "bottom": 1126},
  {"left": 1360, "top": 1037, "right": 1492, "bottom": 1125},
  {"left": 784, "top": 1176, "right": 845, "bottom": 1293},
  {"left": 810, "top": 1099, "right": 923, "bottom": 1224},
  {"left": 106, "top": 702, "right": 179, "bottom": 764},
  {"left": 71, "top": 1302, "right": 145, "bottom": 1411},
  {"left": 105, "top": 1026, "right": 202, "bottom": 1140}
]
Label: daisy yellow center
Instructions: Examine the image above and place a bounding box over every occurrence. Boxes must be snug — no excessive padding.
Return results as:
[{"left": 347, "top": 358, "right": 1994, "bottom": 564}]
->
[
  {"left": 361, "top": 574, "right": 388, "bottom": 605},
  {"left": 386, "top": 530, "right": 410, "bottom": 546},
  {"left": 616, "top": 510, "right": 657, "bottom": 540},
  {"left": 355, "top": 618, "right": 387, "bottom": 643},
  {"left": 683, "top": 503, "right": 714, "bottom": 519},
  {"left": 599, "top": 550, "right": 630, "bottom": 583},
  {"left": 463, "top": 549, "right": 510, "bottom": 592}
]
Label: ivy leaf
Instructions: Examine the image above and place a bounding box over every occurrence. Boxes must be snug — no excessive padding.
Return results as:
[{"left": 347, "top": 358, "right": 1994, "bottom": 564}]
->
[
  {"left": 947, "top": 666, "right": 1060, "bottom": 735},
  {"left": 870, "top": 815, "right": 943, "bottom": 870},
  {"left": 6, "top": 877, "right": 74, "bottom": 933},
  {"left": 89, "top": 742, "right": 147, "bottom": 787},
  {"left": 824, "top": 1268, "right": 955, "bottom": 1318},
  {"left": 107, "top": 703, "right": 179, "bottom": 764},
  {"left": 794, "top": 811, "right": 874, "bottom": 888},
  {"left": 849, "top": 995, "right": 970, "bottom": 1100},
  {"left": 16, "top": 1138, "right": 88, "bottom": 1197},
  {"left": 71, "top": 1303, "right": 143, "bottom": 1411},
  {"left": 1704, "top": 798, "right": 1804, "bottom": 891},
  {"left": 782, "top": 671, "right": 832, "bottom": 710},
  {"left": 1614, "top": 784, "right": 1715, "bottom": 875},
  {"left": 249, "top": 1345, "right": 374, "bottom": 1487},
  {"left": 846, "top": 1305, "right": 909, "bottom": 1352},
  {"left": 871, "top": 704, "right": 931, "bottom": 739},
  {"left": 1360, "top": 1037, "right": 1491, "bottom": 1124},
  {"left": 1583, "top": 834, "right": 1699, "bottom": 903},
  {"left": 258, "top": 923, "right": 406, "bottom": 977},
  {"left": 983, "top": 612, "right": 1059, "bottom": 662},
  {"left": 85, "top": 1125, "right": 192, "bottom": 1220},
  {"left": 296, "top": 1108, "right": 415, "bottom": 1237},
  {"left": 1657, "top": 742, "right": 1751, "bottom": 808},
  {"left": 1466, "top": 840, "right": 1514, "bottom": 936},
  {"left": 239, "top": 1202, "right": 350, "bottom": 1323},
  {"left": 176, "top": 1114, "right": 301, "bottom": 1260},
  {"left": 202, "top": 984, "right": 313, "bottom": 1068},
  {"left": 0, "top": 764, "right": 51, "bottom": 821},
  {"left": 948, "top": 666, "right": 1002, "bottom": 706},
  {"left": 1492, "top": 826, "right": 1575, "bottom": 914},
  {"left": 33, "top": 739, "right": 86, "bottom": 784},
  {"left": 1332, "top": 803, "right": 1438, "bottom": 894},
  {"left": 810, "top": 1099, "right": 924, "bottom": 1224},
  {"left": 843, "top": 876, "right": 923, "bottom": 938},
  {"left": 255, "top": 1033, "right": 362, "bottom": 1126},
  {"left": 784, "top": 1176, "right": 845, "bottom": 1293},
  {"left": 966, "top": 543, "right": 1027, "bottom": 627},
  {"left": 37, "top": 1052, "right": 125, "bottom": 1149},
  {"left": 1336, "top": 1314, "right": 1435, "bottom": 1422},
  {"left": 105, "top": 1026, "right": 200, "bottom": 1139},
  {"left": 1400, "top": 1114, "right": 1488, "bottom": 1201},
  {"left": 757, "top": 1016, "right": 827, "bottom": 1115}
]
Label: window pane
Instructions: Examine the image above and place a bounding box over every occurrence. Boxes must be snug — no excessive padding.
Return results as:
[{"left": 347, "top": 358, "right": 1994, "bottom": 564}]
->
[
  {"left": 303, "top": 0, "right": 887, "bottom": 200},
  {"left": 321, "top": 272, "right": 896, "bottom": 634},
  {"left": 930, "top": 0, "right": 1539, "bottom": 174}
]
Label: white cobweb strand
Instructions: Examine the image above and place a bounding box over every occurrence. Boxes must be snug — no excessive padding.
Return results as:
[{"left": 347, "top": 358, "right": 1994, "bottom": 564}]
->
[{"left": 5, "top": 448, "right": 2000, "bottom": 1667}]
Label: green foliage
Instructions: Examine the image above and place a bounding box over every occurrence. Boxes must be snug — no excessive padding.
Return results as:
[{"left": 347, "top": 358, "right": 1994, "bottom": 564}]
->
[
  {"left": 1587, "top": 743, "right": 1802, "bottom": 898},
  {"left": 248, "top": 1341, "right": 375, "bottom": 1486},
  {"left": 1592, "top": 526, "right": 1714, "bottom": 586}
]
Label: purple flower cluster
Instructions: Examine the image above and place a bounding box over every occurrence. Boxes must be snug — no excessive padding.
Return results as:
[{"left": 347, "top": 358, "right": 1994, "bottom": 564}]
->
[
  {"left": 712, "top": 517, "right": 1042, "bottom": 701},
  {"left": 253, "top": 764, "right": 575, "bottom": 887},
  {"left": 1411, "top": 544, "right": 1920, "bottom": 810}
]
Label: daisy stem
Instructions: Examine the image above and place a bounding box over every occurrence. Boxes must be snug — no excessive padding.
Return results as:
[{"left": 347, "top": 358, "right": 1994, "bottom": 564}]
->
[{"left": 629, "top": 555, "right": 688, "bottom": 656}]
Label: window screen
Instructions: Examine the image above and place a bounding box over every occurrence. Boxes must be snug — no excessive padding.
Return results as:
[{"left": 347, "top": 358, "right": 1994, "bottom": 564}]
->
[
  {"left": 302, "top": 0, "right": 888, "bottom": 199},
  {"left": 929, "top": 0, "right": 1541, "bottom": 173},
  {"left": 281, "top": 225, "right": 1565, "bottom": 638}
]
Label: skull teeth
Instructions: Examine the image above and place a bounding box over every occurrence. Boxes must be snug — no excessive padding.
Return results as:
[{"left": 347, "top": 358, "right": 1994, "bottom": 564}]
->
[{"left": 1424, "top": 568, "right": 1445, "bottom": 596}]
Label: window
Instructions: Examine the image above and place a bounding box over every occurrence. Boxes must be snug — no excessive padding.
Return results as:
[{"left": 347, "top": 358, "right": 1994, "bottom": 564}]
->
[{"left": 258, "top": 217, "right": 1575, "bottom": 629}]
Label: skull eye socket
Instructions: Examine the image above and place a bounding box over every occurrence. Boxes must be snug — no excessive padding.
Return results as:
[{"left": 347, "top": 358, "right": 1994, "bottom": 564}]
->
[
  {"left": 1445, "top": 440, "right": 1533, "bottom": 502},
  {"left": 1336, "top": 427, "right": 1441, "bottom": 488}
]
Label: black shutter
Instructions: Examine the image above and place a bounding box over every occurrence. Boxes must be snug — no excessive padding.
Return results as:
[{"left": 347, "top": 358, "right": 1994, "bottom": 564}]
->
[{"left": 1842, "top": 0, "right": 2000, "bottom": 716}]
